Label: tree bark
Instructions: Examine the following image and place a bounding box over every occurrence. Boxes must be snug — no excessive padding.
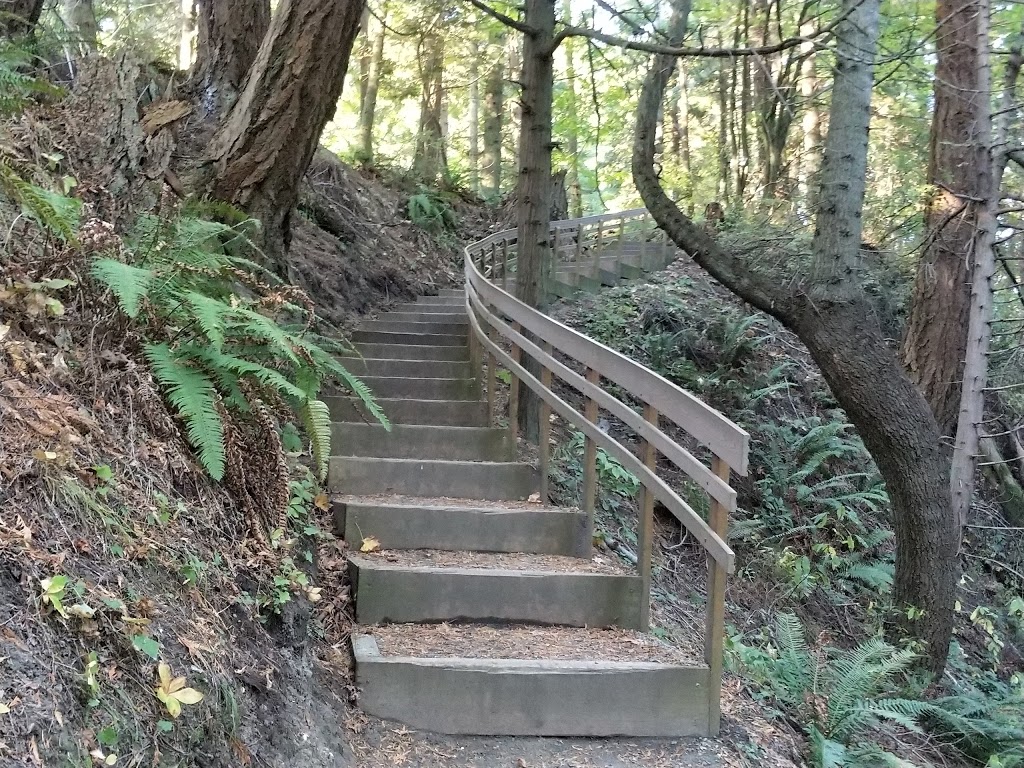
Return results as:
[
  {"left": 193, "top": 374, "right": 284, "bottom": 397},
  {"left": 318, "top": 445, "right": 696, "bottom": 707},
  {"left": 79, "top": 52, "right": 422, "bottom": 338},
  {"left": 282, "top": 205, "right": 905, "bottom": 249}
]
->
[
  {"left": 2, "top": 0, "right": 44, "bottom": 38},
  {"left": 356, "top": 5, "right": 386, "bottom": 165},
  {"left": 413, "top": 20, "right": 447, "bottom": 182},
  {"left": 61, "top": 0, "right": 99, "bottom": 53},
  {"left": 901, "top": 0, "right": 993, "bottom": 439},
  {"left": 562, "top": 5, "right": 582, "bottom": 218},
  {"left": 207, "top": 0, "right": 365, "bottom": 278},
  {"left": 193, "top": 0, "right": 271, "bottom": 116},
  {"left": 797, "top": 16, "right": 821, "bottom": 206},
  {"left": 514, "top": 0, "right": 555, "bottom": 441},
  {"left": 481, "top": 29, "right": 505, "bottom": 197},
  {"left": 469, "top": 39, "right": 481, "bottom": 192},
  {"left": 633, "top": 0, "right": 956, "bottom": 676}
]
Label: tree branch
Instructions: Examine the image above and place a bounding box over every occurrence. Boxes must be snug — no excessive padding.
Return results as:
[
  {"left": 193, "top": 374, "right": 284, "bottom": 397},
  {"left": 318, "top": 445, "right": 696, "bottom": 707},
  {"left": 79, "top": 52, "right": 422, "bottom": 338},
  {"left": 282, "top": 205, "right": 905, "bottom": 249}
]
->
[
  {"left": 463, "top": 0, "right": 534, "bottom": 35},
  {"left": 550, "top": 5, "right": 849, "bottom": 59}
]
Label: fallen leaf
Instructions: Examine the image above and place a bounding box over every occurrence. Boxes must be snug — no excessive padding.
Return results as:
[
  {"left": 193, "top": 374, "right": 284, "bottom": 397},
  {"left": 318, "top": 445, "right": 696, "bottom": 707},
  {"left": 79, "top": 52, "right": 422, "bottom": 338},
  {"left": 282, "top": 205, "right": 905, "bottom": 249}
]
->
[
  {"left": 0, "top": 701, "right": 9, "bottom": 714},
  {"left": 527, "top": 493, "right": 541, "bottom": 504},
  {"left": 360, "top": 536, "right": 381, "bottom": 553},
  {"left": 313, "top": 492, "right": 330, "bottom": 511}
]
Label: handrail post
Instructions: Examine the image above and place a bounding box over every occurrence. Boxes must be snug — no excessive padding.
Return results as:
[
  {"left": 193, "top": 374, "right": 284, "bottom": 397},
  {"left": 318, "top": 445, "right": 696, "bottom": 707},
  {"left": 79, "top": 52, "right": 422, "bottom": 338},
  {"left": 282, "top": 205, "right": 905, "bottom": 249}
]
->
[
  {"left": 592, "top": 221, "right": 604, "bottom": 279},
  {"left": 538, "top": 342, "right": 553, "bottom": 503},
  {"left": 508, "top": 322, "right": 522, "bottom": 442},
  {"left": 486, "top": 325, "right": 497, "bottom": 426},
  {"left": 612, "top": 218, "right": 626, "bottom": 276},
  {"left": 705, "top": 455, "right": 731, "bottom": 736},
  {"left": 501, "top": 240, "right": 509, "bottom": 290},
  {"left": 574, "top": 222, "right": 585, "bottom": 265},
  {"left": 582, "top": 368, "right": 600, "bottom": 541},
  {"left": 467, "top": 287, "right": 481, "bottom": 375},
  {"left": 638, "top": 403, "right": 658, "bottom": 631}
]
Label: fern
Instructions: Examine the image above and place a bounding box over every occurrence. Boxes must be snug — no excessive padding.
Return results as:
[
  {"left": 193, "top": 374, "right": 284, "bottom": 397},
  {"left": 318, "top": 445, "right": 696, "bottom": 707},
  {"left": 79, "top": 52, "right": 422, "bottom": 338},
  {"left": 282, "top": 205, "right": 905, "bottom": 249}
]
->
[
  {"left": 301, "top": 399, "right": 332, "bottom": 481},
  {"left": 0, "top": 41, "right": 64, "bottom": 117},
  {"left": 92, "top": 210, "right": 387, "bottom": 490},
  {"left": 0, "top": 162, "right": 81, "bottom": 241},
  {"left": 146, "top": 343, "right": 225, "bottom": 480}
]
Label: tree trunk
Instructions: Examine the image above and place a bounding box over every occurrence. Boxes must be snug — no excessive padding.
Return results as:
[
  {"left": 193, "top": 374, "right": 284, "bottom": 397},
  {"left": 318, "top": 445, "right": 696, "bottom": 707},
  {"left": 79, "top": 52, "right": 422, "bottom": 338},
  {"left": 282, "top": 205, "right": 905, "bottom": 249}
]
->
[
  {"left": 413, "top": 24, "right": 447, "bottom": 182},
  {"left": 633, "top": 0, "right": 956, "bottom": 676},
  {"left": 193, "top": 0, "right": 271, "bottom": 116},
  {"left": 562, "top": 6, "right": 582, "bottom": 218},
  {"left": 901, "top": 0, "right": 993, "bottom": 439},
  {"left": 2, "top": 0, "right": 44, "bottom": 38},
  {"left": 481, "top": 29, "right": 505, "bottom": 197},
  {"left": 207, "top": 0, "right": 365, "bottom": 278},
  {"left": 356, "top": 6, "right": 386, "bottom": 165},
  {"left": 678, "top": 59, "right": 693, "bottom": 213},
  {"left": 514, "top": 0, "right": 555, "bottom": 441},
  {"left": 468, "top": 40, "right": 480, "bottom": 192},
  {"left": 61, "top": 0, "right": 99, "bottom": 53}
]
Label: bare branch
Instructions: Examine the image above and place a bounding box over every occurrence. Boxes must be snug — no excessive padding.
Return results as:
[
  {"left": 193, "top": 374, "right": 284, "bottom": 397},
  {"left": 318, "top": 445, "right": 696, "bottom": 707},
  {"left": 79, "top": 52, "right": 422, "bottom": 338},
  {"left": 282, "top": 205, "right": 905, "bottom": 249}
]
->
[{"left": 463, "top": 0, "right": 534, "bottom": 35}]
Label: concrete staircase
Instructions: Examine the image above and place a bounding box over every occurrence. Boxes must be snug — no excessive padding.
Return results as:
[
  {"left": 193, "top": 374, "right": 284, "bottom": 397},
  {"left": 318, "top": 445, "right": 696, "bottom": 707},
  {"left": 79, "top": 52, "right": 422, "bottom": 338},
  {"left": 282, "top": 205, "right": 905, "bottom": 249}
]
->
[{"left": 329, "top": 289, "right": 712, "bottom": 737}]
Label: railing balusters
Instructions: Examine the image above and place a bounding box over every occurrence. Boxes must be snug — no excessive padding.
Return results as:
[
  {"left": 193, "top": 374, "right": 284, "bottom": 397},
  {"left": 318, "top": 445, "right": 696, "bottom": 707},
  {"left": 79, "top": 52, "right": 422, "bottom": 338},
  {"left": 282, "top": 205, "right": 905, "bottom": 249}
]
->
[
  {"left": 582, "top": 368, "right": 600, "bottom": 540},
  {"left": 502, "top": 240, "right": 509, "bottom": 289},
  {"left": 539, "top": 342, "right": 553, "bottom": 503},
  {"left": 508, "top": 322, "right": 522, "bottom": 442},
  {"left": 705, "top": 455, "right": 731, "bottom": 735},
  {"left": 638, "top": 403, "right": 658, "bottom": 631}
]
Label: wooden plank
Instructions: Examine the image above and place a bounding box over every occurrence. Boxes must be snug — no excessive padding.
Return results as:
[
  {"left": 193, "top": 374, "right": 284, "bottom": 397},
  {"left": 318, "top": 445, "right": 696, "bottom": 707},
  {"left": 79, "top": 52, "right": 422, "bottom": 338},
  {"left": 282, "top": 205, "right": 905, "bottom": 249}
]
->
[
  {"left": 638, "top": 404, "right": 658, "bottom": 631},
  {"left": 582, "top": 368, "right": 599, "bottom": 540},
  {"left": 704, "top": 456, "right": 731, "bottom": 736},
  {"left": 467, "top": 289, "right": 736, "bottom": 512},
  {"left": 539, "top": 342, "right": 553, "bottom": 503},
  {"left": 465, "top": 293, "right": 734, "bottom": 570},
  {"left": 465, "top": 262, "right": 749, "bottom": 474}
]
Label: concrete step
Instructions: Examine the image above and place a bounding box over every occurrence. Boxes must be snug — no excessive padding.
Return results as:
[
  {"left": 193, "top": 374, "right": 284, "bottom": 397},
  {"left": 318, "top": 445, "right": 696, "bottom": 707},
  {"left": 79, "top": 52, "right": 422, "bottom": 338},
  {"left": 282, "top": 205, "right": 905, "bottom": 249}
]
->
[
  {"left": 328, "top": 457, "right": 538, "bottom": 499},
  {"left": 325, "top": 397, "right": 489, "bottom": 427},
  {"left": 337, "top": 357, "right": 471, "bottom": 378},
  {"left": 358, "top": 319, "right": 469, "bottom": 336},
  {"left": 392, "top": 301, "right": 466, "bottom": 314},
  {"left": 353, "top": 630, "right": 710, "bottom": 736},
  {"left": 379, "top": 311, "right": 467, "bottom": 325},
  {"left": 351, "top": 330, "right": 467, "bottom": 346},
  {"left": 333, "top": 496, "right": 589, "bottom": 555},
  {"left": 356, "top": 376, "right": 479, "bottom": 401},
  {"left": 352, "top": 342, "right": 468, "bottom": 361},
  {"left": 437, "top": 288, "right": 464, "bottom": 297},
  {"left": 415, "top": 296, "right": 464, "bottom": 306},
  {"left": 331, "top": 423, "right": 512, "bottom": 461},
  {"left": 348, "top": 554, "right": 642, "bottom": 628}
]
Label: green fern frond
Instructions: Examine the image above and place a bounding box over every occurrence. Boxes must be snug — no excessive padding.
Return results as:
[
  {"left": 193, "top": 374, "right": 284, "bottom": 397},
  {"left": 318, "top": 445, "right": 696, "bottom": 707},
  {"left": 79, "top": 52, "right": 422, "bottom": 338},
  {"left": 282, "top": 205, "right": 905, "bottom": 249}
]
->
[
  {"left": 225, "top": 307, "right": 302, "bottom": 365},
  {"left": 307, "top": 347, "right": 390, "bottom": 430},
  {"left": 182, "top": 290, "right": 228, "bottom": 347},
  {"left": 826, "top": 639, "right": 917, "bottom": 735},
  {"left": 0, "top": 162, "right": 81, "bottom": 241},
  {"left": 189, "top": 347, "right": 308, "bottom": 403},
  {"left": 145, "top": 342, "right": 226, "bottom": 480},
  {"left": 91, "top": 258, "right": 155, "bottom": 318},
  {"left": 301, "top": 398, "right": 333, "bottom": 481}
]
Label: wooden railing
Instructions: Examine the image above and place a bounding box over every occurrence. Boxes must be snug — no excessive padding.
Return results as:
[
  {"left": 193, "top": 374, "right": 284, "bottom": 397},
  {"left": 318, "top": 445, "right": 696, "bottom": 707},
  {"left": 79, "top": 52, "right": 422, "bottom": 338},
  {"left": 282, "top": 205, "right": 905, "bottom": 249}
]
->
[
  {"left": 464, "top": 209, "right": 750, "bottom": 735},
  {"left": 473, "top": 208, "right": 675, "bottom": 301}
]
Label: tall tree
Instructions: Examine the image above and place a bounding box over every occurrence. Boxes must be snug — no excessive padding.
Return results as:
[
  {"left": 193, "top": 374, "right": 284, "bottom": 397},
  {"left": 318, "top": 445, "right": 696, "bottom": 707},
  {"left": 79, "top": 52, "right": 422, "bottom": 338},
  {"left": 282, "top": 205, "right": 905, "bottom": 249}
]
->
[
  {"left": 634, "top": 0, "right": 957, "bottom": 675},
  {"left": 207, "top": 0, "right": 365, "bottom": 277},
  {"left": 1, "top": 0, "right": 44, "bottom": 38},
  {"left": 562, "top": 0, "right": 582, "bottom": 218},
  {"left": 413, "top": 9, "right": 447, "bottom": 182},
  {"left": 481, "top": 28, "right": 505, "bottom": 197},
  {"left": 901, "top": 0, "right": 996, "bottom": 470},
  {"left": 356, "top": 5, "right": 387, "bottom": 164},
  {"left": 193, "top": 0, "right": 271, "bottom": 115},
  {"left": 468, "top": 38, "right": 481, "bottom": 191}
]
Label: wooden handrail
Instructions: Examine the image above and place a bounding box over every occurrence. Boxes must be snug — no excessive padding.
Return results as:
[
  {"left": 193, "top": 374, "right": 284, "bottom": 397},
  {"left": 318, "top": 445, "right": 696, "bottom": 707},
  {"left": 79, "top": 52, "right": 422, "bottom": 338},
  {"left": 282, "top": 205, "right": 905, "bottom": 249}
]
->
[{"left": 464, "top": 207, "right": 749, "bottom": 736}]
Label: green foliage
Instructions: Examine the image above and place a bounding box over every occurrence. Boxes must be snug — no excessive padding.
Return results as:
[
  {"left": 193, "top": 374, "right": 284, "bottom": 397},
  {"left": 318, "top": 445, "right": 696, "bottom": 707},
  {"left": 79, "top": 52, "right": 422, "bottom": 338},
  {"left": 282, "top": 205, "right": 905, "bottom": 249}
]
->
[
  {"left": 407, "top": 187, "right": 456, "bottom": 233},
  {"left": 553, "top": 430, "right": 639, "bottom": 512},
  {"left": 0, "top": 40, "right": 63, "bottom": 117},
  {"left": 730, "top": 613, "right": 934, "bottom": 767},
  {"left": 92, "top": 211, "right": 389, "bottom": 481},
  {"left": 0, "top": 161, "right": 81, "bottom": 241}
]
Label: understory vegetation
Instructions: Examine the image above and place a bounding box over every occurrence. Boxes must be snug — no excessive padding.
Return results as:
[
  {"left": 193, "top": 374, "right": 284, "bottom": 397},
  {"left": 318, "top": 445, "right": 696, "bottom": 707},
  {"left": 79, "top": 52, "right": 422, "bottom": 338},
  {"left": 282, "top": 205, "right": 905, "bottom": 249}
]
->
[{"left": 550, "top": 247, "right": 1024, "bottom": 767}]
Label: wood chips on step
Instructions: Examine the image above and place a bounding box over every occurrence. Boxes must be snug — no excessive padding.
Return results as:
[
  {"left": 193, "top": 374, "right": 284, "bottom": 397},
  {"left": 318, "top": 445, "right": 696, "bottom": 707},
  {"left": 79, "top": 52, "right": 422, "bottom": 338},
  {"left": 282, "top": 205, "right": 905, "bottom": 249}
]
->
[
  {"left": 370, "top": 623, "right": 700, "bottom": 665},
  {"left": 357, "top": 548, "right": 628, "bottom": 574}
]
